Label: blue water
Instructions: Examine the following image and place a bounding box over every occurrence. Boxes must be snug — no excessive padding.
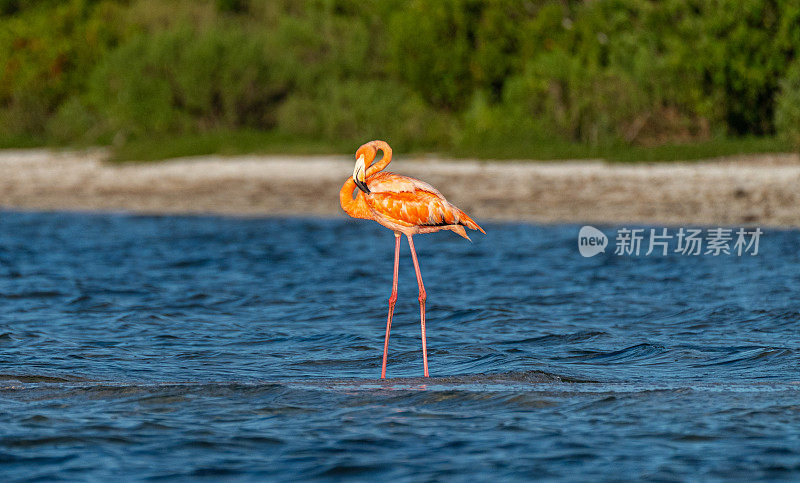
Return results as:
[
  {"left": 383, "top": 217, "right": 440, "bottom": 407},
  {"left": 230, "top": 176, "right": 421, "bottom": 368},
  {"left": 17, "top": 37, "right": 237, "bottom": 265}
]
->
[{"left": 1, "top": 211, "right": 799, "bottom": 480}]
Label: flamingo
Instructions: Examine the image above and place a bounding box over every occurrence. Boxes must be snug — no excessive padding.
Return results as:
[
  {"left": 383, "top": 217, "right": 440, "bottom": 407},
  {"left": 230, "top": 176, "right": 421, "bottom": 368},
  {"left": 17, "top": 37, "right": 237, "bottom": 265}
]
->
[{"left": 339, "top": 140, "right": 485, "bottom": 378}]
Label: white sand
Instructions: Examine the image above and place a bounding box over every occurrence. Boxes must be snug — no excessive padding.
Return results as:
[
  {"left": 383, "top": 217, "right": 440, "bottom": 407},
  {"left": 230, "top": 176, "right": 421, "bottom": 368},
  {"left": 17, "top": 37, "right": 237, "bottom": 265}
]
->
[{"left": 1, "top": 149, "right": 799, "bottom": 226}]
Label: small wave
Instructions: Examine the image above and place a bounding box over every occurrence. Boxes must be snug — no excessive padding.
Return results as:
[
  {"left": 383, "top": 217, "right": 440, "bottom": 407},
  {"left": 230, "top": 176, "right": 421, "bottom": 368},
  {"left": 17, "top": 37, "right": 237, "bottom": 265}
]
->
[
  {"left": 697, "top": 346, "right": 795, "bottom": 367},
  {"left": 0, "top": 374, "right": 88, "bottom": 383},
  {"left": 294, "top": 370, "right": 592, "bottom": 391},
  {"left": 0, "top": 290, "right": 66, "bottom": 299},
  {"left": 561, "top": 343, "right": 667, "bottom": 364},
  {"left": 501, "top": 330, "right": 609, "bottom": 345}
]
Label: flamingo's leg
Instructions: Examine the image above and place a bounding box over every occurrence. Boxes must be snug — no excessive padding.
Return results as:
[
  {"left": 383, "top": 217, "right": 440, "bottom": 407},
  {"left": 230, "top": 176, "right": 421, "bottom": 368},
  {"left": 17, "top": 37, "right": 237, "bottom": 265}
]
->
[
  {"left": 407, "top": 235, "right": 429, "bottom": 377},
  {"left": 381, "top": 233, "right": 401, "bottom": 379}
]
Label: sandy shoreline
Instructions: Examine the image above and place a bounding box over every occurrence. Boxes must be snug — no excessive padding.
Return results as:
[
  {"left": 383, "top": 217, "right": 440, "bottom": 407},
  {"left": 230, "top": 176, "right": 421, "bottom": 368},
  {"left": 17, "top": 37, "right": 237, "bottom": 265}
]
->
[{"left": 1, "top": 149, "right": 799, "bottom": 227}]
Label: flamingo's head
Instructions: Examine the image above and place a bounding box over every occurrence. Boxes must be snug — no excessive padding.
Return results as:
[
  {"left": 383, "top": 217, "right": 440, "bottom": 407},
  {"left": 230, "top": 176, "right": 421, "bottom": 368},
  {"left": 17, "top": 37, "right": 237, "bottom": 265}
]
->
[{"left": 352, "top": 145, "right": 373, "bottom": 194}]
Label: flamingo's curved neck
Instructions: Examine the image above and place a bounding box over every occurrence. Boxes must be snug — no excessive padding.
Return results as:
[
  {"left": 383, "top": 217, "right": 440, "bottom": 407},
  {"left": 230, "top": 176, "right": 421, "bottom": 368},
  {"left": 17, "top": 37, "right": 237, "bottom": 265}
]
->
[
  {"left": 339, "top": 177, "right": 358, "bottom": 216},
  {"left": 339, "top": 177, "right": 369, "bottom": 219},
  {"left": 340, "top": 140, "right": 391, "bottom": 219},
  {"left": 366, "top": 141, "right": 392, "bottom": 177}
]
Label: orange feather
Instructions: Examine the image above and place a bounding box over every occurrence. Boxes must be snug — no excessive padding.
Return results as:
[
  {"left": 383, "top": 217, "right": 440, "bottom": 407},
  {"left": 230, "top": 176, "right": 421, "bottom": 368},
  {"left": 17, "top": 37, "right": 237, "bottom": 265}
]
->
[{"left": 339, "top": 142, "right": 485, "bottom": 240}]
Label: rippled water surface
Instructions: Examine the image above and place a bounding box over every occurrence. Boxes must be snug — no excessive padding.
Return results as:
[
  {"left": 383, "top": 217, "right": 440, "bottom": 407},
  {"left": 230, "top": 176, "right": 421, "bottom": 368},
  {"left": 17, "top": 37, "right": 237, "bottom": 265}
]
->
[{"left": 1, "top": 211, "right": 799, "bottom": 480}]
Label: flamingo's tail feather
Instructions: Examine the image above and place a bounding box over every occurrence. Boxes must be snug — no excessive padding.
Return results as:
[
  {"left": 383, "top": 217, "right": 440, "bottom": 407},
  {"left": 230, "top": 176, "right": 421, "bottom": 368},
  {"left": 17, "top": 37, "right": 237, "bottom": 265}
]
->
[
  {"left": 449, "top": 225, "right": 472, "bottom": 241},
  {"left": 455, "top": 208, "right": 486, "bottom": 235}
]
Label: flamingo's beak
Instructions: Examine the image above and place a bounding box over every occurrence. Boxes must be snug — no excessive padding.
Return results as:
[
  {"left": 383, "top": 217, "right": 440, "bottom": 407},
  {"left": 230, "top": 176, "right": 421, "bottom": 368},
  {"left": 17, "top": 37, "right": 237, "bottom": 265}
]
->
[{"left": 353, "top": 155, "right": 370, "bottom": 194}]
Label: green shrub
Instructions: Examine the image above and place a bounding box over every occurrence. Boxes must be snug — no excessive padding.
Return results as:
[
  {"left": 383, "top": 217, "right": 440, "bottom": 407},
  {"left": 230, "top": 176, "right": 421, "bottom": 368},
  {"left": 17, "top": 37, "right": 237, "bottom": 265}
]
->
[
  {"left": 387, "top": 0, "right": 526, "bottom": 109},
  {"left": 775, "top": 60, "right": 800, "bottom": 150},
  {"left": 74, "top": 1, "right": 381, "bottom": 143},
  {"left": 277, "top": 79, "right": 452, "bottom": 151},
  {"left": 45, "top": 96, "right": 106, "bottom": 144},
  {"left": 2, "top": 0, "right": 800, "bottom": 156},
  {"left": 83, "top": 25, "right": 293, "bottom": 141},
  {"left": 0, "top": 0, "right": 126, "bottom": 135}
]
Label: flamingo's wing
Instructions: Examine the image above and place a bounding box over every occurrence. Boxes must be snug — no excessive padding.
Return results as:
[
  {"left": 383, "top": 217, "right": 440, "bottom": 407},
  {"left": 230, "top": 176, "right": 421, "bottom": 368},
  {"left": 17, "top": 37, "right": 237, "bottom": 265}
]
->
[
  {"left": 368, "top": 172, "right": 444, "bottom": 198},
  {"left": 366, "top": 172, "right": 485, "bottom": 237}
]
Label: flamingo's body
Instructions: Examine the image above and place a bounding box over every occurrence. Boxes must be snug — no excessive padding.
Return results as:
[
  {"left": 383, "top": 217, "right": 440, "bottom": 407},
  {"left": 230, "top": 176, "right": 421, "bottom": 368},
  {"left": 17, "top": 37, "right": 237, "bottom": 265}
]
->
[{"left": 339, "top": 140, "right": 484, "bottom": 378}]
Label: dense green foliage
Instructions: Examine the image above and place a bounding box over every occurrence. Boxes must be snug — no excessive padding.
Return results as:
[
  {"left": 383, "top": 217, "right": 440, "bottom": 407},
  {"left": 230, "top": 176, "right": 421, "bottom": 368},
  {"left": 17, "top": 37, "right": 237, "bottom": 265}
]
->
[{"left": 1, "top": 0, "right": 799, "bottom": 158}]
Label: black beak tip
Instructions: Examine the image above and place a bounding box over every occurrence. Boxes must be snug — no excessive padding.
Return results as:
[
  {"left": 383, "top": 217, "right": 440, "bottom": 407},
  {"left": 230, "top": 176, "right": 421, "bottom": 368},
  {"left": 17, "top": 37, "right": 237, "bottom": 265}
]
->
[{"left": 355, "top": 178, "right": 371, "bottom": 194}]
